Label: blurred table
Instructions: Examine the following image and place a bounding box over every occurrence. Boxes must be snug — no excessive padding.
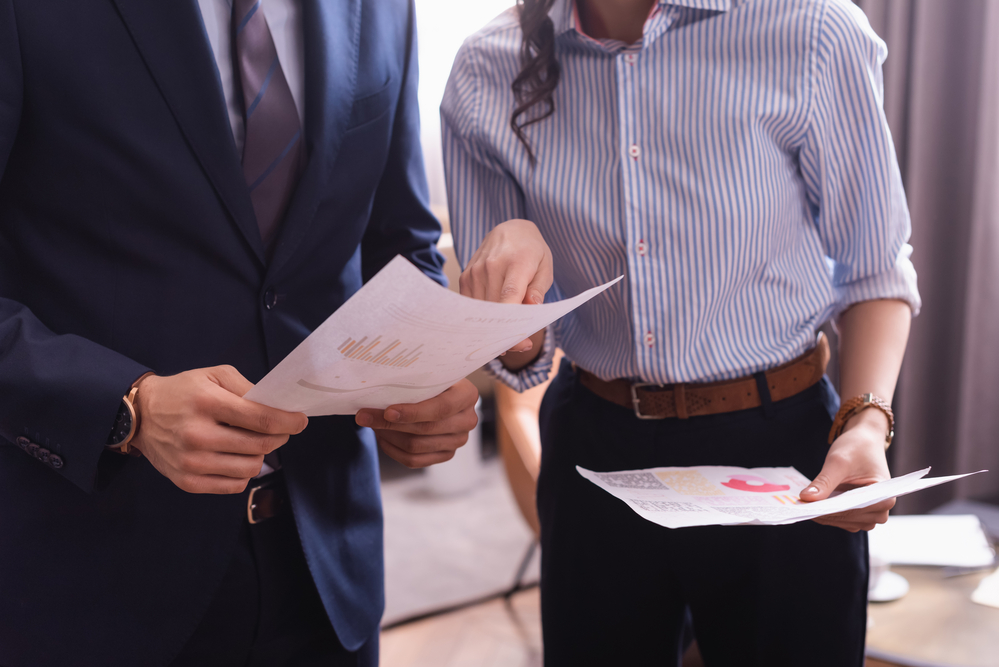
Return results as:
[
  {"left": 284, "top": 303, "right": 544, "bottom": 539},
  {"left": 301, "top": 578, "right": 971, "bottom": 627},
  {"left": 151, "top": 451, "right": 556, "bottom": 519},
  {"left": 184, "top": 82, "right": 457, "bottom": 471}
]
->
[{"left": 866, "top": 566, "right": 999, "bottom": 667}]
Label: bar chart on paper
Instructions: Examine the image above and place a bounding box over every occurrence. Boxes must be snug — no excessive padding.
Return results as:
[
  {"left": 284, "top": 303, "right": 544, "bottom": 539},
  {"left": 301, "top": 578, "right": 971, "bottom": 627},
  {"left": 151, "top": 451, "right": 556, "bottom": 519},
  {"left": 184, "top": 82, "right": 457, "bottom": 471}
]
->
[
  {"left": 337, "top": 336, "right": 424, "bottom": 368},
  {"left": 245, "top": 256, "right": 621, "bottom": 415}
]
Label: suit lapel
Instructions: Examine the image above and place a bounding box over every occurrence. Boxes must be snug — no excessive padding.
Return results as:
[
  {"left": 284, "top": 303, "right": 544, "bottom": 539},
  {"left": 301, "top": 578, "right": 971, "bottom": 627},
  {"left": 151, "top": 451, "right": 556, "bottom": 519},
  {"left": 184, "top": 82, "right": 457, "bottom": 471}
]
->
[
  {"left": 267, "top": 0, "right": 362, "bottom": 277},
  {"left": 110, "top": 0, "right": 266, "bottom": 264}
]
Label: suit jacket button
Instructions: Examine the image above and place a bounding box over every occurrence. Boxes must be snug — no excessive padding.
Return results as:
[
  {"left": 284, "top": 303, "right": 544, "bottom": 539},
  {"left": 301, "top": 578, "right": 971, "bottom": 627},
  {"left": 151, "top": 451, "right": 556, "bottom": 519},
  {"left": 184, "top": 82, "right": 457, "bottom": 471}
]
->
[
  {"left": 16, "top": 436, "right": 30, "bottom": 450},
  {"left": 264, "top": 288, "right": 278, "bottom": 310},
  {"left": 27, "top": 443, "right": 40, "bottom": 457},
  {"left": 49, "top": 454, "right": 64, "bottom": 469},
  {"left": 37, "top": 448, "right": 51, "bottom": 464}
]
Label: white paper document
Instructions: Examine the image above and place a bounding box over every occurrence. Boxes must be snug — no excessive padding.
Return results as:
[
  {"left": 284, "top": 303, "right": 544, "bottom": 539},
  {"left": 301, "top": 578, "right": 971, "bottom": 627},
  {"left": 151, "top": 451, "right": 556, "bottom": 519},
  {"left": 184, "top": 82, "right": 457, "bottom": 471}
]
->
[
  {"left": 868, "top": 515, "right": 996, "bottom": 568},
  {"left": 245, "top": 256, "right": 621, "bottom": 416},
  {"left": 578, "top": 466, "right": 986, "bottom": 529}
]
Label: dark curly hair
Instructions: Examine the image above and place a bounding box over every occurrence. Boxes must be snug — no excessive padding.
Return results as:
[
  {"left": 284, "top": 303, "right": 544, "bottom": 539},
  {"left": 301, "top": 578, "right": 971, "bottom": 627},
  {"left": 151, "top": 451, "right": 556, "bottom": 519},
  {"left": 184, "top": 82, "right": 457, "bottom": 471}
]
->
[{"left": 511, "top": 0, "right": 561, "bottom": 163}]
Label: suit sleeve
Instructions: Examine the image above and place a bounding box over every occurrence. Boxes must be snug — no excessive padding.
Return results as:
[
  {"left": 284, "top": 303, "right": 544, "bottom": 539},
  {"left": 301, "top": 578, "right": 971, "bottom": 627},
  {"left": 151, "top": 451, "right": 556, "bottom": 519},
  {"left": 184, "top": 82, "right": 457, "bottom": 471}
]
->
[
  {"left": 360, "top": 0, "right": 446, "bottom": 286},
  {"left": 0, "top": 0, "right": 151, "bottom": 493}
]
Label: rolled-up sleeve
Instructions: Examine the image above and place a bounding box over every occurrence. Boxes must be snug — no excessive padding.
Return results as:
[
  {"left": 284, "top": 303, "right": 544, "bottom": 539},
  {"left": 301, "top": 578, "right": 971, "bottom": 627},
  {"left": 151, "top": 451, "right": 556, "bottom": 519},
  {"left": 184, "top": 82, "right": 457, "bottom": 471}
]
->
[
  {"left": 441, "top": 39, "right": 557, "bottom": 391},
  {"left": 799, "top": 1, "right": 920, "bottom": 316}
]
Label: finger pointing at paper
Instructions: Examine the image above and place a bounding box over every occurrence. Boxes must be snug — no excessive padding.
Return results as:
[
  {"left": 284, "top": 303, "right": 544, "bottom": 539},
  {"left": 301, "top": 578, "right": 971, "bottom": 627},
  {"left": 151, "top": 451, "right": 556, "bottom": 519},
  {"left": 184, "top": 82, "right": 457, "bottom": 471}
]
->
[
  {"left": 460, "top": 218, "right": 553, "bottom": 366},
  {"left": 459, "top": 218, "right": 553, "bottom": 305}
]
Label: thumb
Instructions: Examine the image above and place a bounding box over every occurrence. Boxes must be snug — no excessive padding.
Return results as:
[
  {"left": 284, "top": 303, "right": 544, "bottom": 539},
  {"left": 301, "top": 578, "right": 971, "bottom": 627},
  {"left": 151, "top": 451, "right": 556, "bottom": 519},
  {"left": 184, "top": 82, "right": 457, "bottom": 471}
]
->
[
  {"left": 800, "top": 457, "right": 849, "bottom": 502},
  {"left": 523, "top": 289, "right": 544, "bottom": 306},
  {"left": 523, "top": 276, "right": 550, "bottom": 305}
]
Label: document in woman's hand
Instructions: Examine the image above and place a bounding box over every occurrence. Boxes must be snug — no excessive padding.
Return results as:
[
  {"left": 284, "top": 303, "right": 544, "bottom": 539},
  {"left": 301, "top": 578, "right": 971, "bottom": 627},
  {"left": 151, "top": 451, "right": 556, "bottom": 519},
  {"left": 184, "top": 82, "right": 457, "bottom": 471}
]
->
[{"left": 578, "top": 466, "right": 986, "bottom": 529}]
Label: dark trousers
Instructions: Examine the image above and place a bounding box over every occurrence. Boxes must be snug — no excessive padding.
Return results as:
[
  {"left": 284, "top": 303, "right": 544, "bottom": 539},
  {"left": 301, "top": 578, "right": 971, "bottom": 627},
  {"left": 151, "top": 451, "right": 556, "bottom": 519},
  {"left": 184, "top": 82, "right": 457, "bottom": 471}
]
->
[
  {"left": 171, "top": 480, "right": 377, "bottom": 667},
  {"left": 537, "top": 360, "right": 868, "bottom": 667}
]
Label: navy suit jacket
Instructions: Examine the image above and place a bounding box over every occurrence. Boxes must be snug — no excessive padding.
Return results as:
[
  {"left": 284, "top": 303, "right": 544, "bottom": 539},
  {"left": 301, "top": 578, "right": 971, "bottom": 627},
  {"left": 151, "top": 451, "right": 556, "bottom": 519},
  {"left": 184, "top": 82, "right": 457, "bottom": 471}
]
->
[{"left": 0, "top": 0, "right": 445, "bottom": 664}]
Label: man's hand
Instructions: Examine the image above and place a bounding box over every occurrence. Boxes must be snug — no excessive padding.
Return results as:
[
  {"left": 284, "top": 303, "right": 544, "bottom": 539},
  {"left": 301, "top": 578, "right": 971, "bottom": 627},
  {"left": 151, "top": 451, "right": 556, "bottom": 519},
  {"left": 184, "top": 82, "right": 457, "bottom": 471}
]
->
[
  {"left": 355, "top": 379, "right": 479, "bottom": 468},
  {"left": 799, "top": 410, "right": 894, "bottom": 532},
  {"left": 130, "top": 366, "right": 308, "bottom": 494},
  {"left": 460, "top": 218, "right": 553, "bottom": 356}
]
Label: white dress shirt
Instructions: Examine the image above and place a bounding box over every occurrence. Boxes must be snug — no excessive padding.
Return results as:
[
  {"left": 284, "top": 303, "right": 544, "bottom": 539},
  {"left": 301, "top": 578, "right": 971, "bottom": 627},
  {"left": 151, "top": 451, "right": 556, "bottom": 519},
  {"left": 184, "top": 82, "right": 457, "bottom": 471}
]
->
[
  {"left": 197, "top": 0, "right": 305, "bottom": 477},
  {"left": 197, "top": 0, "right": 306, "bottom": 154}
]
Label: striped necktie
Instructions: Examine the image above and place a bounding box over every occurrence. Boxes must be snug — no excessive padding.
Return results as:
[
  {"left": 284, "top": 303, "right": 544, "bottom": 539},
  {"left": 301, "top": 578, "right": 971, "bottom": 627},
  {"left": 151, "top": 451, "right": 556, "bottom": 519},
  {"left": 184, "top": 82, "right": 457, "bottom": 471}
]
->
[{"left": 232, "top": 0, "right": 305, "bottom": 250}]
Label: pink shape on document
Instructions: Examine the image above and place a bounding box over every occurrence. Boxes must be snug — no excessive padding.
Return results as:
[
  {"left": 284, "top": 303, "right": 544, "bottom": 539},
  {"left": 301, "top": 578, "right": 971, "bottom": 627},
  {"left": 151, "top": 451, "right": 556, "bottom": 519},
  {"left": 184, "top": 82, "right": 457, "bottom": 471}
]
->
[{"left": 721, "top": 474, "right": 791, "bottom": 493}]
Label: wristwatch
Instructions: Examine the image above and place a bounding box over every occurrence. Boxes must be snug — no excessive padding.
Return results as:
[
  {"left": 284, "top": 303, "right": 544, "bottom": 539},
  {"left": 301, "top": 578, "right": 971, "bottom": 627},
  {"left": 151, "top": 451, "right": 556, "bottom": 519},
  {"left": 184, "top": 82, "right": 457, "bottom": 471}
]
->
[
  {"left": 828, "top": 392, "right": 895, "bottom": 449},
  {"left": 106, "top": 374, "right": 153, "bottom": 455}
]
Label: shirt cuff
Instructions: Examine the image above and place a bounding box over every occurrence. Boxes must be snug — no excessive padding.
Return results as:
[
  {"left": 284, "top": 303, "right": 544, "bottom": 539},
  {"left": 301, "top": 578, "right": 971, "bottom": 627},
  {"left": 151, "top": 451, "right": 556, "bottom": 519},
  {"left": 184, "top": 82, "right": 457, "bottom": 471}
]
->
[
  {"left": 484, "top": 327, "right": 557, "bottom": 392},
  {"left": 835, "top": 245, "right": 921, "bottom": 317}
]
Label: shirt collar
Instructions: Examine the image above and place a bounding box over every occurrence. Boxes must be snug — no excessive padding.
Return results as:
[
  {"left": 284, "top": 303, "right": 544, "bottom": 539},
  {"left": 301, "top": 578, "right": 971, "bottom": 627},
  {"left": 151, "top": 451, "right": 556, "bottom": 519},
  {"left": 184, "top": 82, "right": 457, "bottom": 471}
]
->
[{"left": 550, "top": 0, "right": 735, "bottom": 36}]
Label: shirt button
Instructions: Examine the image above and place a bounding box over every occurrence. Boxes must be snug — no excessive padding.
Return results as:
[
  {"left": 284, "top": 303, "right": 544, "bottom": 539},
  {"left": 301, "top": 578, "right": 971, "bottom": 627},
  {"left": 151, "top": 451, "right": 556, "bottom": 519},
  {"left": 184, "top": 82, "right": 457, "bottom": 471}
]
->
[
  {"left": 625, "top": 53, "right": 638, "bottom": 64},
  {"left": 629, "top": 144, "right": 641, "bottom": 159},
  {"left": 644, "top": 331, "right": 655, "bottom": 348},
  {"left": 264, "top": 288, "right": 278, "bottom": 310},
  {"left": 636, "top": 240, "right": 647, "bottom": 256}
]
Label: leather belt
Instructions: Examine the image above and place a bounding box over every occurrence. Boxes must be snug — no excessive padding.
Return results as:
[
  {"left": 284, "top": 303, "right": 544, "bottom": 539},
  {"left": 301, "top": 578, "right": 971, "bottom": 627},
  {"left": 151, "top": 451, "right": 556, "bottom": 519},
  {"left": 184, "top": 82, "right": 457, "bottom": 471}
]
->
[
  {"left": 577, "top": 333, "right": 830, "bottom": 420},
  {"left": 247, "top": 472, "right": 288, "bottom": 525}
]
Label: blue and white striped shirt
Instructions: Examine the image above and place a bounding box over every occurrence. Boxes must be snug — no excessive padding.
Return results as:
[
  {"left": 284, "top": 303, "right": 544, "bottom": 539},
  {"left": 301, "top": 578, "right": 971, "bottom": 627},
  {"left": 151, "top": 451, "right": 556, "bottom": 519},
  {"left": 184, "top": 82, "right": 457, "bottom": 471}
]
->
[{"left": 441, "top": 0, "right": 920, "bottom": 391}]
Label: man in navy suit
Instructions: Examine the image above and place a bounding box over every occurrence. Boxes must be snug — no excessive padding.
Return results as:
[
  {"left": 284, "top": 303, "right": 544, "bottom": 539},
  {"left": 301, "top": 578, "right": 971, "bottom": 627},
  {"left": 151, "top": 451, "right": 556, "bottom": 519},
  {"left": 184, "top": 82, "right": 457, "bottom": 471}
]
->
[{"left": 0, "top": 1, "right": 476, "bottom": 665}]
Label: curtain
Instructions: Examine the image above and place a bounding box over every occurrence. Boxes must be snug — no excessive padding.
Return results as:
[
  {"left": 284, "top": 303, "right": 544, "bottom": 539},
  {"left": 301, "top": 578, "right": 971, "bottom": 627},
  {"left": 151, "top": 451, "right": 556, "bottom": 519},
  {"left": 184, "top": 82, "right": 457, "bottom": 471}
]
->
[{"left": 855, "top": 0, "right": 999, "bottom": 512}]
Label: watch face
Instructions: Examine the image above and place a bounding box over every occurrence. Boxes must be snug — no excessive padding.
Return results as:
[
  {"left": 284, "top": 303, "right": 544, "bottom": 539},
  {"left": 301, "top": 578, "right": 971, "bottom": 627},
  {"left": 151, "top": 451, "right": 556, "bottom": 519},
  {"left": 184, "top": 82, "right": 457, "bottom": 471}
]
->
[{"left": 107, "top": 400, "right": 134, "bottom": 446}]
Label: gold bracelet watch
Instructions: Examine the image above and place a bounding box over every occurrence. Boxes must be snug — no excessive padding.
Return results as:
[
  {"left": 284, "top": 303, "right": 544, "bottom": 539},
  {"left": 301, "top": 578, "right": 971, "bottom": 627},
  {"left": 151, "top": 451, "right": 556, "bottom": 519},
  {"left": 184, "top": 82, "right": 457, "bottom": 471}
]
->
[{"left": 106, "top": 373, "right": 155, "bottom": 455}]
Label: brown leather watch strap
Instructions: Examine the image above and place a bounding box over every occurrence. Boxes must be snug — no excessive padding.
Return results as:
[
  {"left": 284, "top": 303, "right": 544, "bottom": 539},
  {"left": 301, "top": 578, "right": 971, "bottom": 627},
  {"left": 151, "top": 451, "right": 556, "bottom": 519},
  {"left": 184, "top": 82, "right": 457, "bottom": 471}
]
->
[
  {"left": 828, "top": 393, "right": 895, "bottom": 448},
  {"left": 577, "top": 334, "right": 831, "bottom": 420}
]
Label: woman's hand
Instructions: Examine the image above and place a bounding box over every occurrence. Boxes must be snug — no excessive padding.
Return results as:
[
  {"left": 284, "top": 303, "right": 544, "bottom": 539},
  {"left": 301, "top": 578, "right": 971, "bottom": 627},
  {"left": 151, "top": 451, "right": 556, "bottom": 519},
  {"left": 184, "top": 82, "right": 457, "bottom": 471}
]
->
[
  {"left": 798, "top": 299, "right": 910, "bottom": 531},
  {"left": 460, "top": 219, "right": 553, "bottom": 369},
  {"left": 799, "top": 404, "right": 894, "bottom": 531},
  {"left": 460, "top": 218, "right": 553, "bottom": 308}
]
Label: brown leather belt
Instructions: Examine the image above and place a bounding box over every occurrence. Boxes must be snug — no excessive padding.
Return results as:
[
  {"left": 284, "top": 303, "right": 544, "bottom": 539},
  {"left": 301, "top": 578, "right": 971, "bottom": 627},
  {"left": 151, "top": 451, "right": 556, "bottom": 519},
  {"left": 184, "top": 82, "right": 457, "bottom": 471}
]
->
[
  {"left": 247, "top": 472, "right": 288, "bottom": 525},
  {"left": 577, "top": 334, "right": 830, "bottom": 420}
]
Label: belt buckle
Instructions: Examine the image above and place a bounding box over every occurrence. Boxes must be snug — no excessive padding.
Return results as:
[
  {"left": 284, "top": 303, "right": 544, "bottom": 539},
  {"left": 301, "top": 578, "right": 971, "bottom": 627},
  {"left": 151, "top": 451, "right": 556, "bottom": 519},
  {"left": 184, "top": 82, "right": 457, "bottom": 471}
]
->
[
  {"left": 631, "top": 382, "right": 666, "bottom": 420},
  {"left": 247, "top": 479, "right": 274, "bottom": 525}
]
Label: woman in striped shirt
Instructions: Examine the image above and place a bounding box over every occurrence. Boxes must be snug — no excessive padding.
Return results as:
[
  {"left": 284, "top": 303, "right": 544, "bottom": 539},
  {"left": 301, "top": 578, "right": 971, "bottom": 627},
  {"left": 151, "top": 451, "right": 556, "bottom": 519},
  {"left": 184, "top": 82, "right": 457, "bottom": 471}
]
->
[{"left": 442, "top": 1, "right": 919, "bottom": 664}]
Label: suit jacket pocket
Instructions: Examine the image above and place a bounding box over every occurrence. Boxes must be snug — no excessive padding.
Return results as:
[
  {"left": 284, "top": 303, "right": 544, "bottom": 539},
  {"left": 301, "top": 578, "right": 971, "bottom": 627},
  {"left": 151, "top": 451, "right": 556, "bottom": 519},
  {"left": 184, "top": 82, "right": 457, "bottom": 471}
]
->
[{"left": 345, "top": 79, "right": 393, "bottom": 131}]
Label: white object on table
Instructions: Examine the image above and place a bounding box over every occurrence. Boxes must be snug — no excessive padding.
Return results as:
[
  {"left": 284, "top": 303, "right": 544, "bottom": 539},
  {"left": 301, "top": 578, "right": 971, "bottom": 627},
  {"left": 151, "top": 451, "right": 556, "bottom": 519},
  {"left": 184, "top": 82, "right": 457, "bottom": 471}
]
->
[
  {"left": 869, "top": 570, "right": 910, "bottom": 603},
  {"left": 971, "top": 567, "right": 999, "bottom": 609},
  {"left": 869, "top": 514, "right": 996, "bottom": 568}
]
